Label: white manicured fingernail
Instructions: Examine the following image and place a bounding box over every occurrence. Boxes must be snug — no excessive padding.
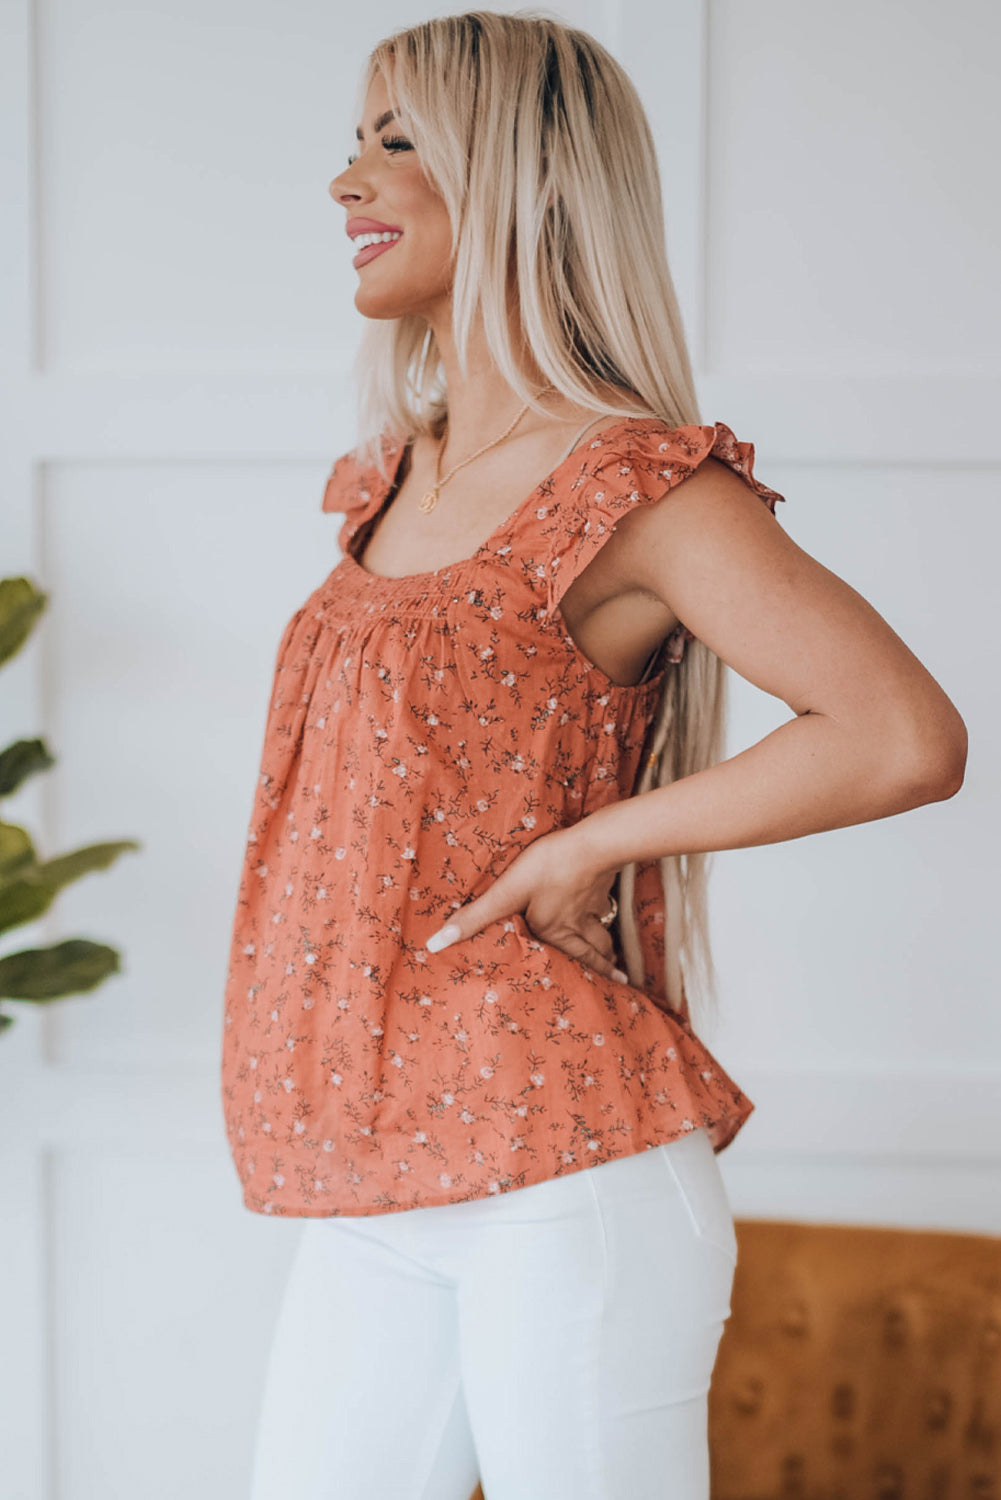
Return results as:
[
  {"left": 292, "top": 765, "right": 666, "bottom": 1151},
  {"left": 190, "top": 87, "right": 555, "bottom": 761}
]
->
[
  {"left": 612, "top": 968, "right": 628, "bottom": 983},
  {"left": 426, "top": 923, "right": 461, "bottom": 953}
]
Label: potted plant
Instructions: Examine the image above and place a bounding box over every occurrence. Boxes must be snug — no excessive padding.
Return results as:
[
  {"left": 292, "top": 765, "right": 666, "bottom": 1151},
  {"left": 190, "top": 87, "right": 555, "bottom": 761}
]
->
[{"left": 0, "top": 575, "right": 141, "bottom": 1033}]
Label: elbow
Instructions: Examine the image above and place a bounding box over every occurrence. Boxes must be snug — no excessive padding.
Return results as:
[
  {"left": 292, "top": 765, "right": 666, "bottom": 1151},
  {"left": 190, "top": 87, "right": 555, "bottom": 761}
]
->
[{"left": 899, "top": 705, "right": 968, "bottom": 805}]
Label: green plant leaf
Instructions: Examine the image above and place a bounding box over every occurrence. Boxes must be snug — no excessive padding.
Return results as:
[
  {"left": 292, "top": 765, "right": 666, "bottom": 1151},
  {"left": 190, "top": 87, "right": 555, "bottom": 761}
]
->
[
  {"left": 0, "top": 938, "right": 122, "bottom": 1001},
  {"left": 0, "top": 878, "right": 58, "bottom": 935},
  {"left": 0, "top": 1010, "right": 15, "bottom": 1033},
  {"left": 0, "top": 821, "right": 37, "bottom": 882},
  {"left": 0, "top": 738, "right": 57, "bottom": 797},
  {"left": 0, "top": 577, "right": 48, "bottom": 667},
  {"left": 32, "top": 838, "right": 142, "bottom": 890}
]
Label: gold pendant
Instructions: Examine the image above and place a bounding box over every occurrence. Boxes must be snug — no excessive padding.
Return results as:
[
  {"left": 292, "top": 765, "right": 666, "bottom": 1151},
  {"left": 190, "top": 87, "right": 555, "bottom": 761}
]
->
[{"left": 418, "top": 488, "right": 438, "bottom": 515}]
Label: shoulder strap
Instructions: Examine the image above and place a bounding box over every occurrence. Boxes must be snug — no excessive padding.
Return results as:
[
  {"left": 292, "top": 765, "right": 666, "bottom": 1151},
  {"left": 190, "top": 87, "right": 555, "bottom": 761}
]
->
[
  {"left": 553, "top": 414, "right": 616, "bottom": 467},
  {"left": 540, "top": 419, "right": 786, "bottom": 646}
]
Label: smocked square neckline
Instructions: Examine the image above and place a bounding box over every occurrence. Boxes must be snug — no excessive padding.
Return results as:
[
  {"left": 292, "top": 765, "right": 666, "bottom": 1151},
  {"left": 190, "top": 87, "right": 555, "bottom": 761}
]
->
[{"left": 340, "top": 413, "right": 650, "bottom": 588}]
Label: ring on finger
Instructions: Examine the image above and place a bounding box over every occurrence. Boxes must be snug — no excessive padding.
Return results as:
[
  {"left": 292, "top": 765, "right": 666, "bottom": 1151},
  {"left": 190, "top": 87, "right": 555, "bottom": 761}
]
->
[{"left": 597, "top": 894, "right": 618, "bottom": 928}]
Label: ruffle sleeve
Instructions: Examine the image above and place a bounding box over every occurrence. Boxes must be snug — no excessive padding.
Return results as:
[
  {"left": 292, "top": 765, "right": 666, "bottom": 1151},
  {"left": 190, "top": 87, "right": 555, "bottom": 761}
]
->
[
  {"left": 321, "top": 435, "right": 407, "bottom": 556},
  {"left": 542, "top": 419, "right": 786, "bottom": 661}
]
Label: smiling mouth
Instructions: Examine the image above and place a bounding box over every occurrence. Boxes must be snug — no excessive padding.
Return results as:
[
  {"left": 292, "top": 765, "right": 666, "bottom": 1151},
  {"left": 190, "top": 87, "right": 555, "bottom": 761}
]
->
[{"left": 352, "top": 233, "right": 403, "bottom": 268}]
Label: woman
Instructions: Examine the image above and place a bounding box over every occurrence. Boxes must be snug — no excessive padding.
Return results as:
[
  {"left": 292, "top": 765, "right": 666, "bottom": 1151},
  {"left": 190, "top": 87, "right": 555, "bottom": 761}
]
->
[{"left": 222, "top": 13, "right": 967, "bottom": 1499}]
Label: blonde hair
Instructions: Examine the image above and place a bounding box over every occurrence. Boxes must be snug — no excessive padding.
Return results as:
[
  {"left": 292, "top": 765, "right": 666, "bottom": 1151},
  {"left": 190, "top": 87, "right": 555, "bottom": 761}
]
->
[{"left": 345, "top": 9, "right": 728, "bottom": 1032}]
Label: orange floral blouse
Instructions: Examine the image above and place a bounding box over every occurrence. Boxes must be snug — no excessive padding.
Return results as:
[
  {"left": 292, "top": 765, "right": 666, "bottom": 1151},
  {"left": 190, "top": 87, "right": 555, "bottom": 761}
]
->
[{"left": 220, "top": 417, "right": 786, "bottom": 1217}]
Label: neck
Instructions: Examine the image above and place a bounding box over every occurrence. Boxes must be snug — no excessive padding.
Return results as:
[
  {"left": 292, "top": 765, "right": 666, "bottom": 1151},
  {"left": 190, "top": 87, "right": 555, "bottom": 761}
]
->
[{"left": 421, "top": 290, "right": 577, "bottom": 456}]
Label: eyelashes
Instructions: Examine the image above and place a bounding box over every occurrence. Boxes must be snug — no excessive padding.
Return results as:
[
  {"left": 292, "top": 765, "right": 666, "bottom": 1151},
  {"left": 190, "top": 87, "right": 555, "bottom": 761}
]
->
[{"left": 346, "top": 135, "right": 413, "bottom": 167}]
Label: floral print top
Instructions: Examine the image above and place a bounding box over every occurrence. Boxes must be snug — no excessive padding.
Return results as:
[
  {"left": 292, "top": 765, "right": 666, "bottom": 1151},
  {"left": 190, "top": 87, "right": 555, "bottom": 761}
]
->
[{"left": 220, "top": 416, "right": 786, "bottom": 1217}]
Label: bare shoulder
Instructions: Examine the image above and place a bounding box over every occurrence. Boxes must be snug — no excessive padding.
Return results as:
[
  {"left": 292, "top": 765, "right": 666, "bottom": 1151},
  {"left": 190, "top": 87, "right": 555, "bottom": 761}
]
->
[{"left": 613, "top": 453, "right": 788, "bottom": 598}]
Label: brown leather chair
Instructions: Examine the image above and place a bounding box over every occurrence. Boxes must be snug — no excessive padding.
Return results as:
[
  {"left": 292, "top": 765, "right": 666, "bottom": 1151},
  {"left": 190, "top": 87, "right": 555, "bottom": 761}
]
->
[
  {"left": 467, "top": 1218, "right": 1001, "bottom": 1500},
  {"left": 709, "top": 1218, "right": 1001, "bottom": 1499}
]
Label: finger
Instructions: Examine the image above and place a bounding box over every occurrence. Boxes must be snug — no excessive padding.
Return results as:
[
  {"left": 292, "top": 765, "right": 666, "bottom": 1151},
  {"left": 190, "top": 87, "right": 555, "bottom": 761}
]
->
[
  {"left": 562, "top": 928, "right": 629, "bottom": 985},
  {"left": 425, "top": 880, "right": 521, "bottom": 953},
  {"left": 580, "top": 913, "right": 616, "bottom": 960}
]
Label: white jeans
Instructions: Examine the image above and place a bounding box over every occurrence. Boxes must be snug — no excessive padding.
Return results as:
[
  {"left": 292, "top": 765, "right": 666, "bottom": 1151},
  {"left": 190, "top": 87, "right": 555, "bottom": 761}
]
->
[{"left": 248, "top": 1126, "right": 738, "bottom": 1500}]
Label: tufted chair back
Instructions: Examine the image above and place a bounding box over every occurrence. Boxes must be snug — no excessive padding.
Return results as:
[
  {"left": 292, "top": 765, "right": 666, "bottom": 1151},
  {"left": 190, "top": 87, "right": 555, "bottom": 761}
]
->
[
  {"left": 466, "top": 1217, "right": 1001, "bottom": 1500},
  {"left": 709, "top": 1218, "right": 1001, "bottom": 1499}
]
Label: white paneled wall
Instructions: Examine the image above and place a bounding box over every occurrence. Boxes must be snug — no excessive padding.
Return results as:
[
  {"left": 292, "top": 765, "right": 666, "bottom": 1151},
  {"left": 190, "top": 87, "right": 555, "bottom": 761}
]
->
[
  {"left": 1, "top": 2, "right": 997, "bottom": 1497},
  {"left": 41, "top": 457, "right": 338, "bottom": 1072},
  {"left": 705, "top": 0, "right": 1000, "bottom": 375}
]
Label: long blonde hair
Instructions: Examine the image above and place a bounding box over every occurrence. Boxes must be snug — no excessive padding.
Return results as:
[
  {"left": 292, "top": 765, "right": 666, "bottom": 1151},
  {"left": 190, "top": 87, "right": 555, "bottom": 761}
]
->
[{"left": 344, "top": 9, "right": 728, "bottom": 1032}]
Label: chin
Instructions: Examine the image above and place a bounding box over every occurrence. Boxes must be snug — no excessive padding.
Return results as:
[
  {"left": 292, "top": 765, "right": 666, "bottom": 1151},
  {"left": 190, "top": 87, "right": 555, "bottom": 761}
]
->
[{"left": 354, "top": 289, "right": 418, "bottom": 320}]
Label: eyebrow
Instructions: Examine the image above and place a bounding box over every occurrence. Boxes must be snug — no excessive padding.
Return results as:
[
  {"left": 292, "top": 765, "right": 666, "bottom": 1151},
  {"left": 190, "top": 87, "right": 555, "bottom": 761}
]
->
[{"left": 355, "top": 109, "right": 397, "bottom": 141}]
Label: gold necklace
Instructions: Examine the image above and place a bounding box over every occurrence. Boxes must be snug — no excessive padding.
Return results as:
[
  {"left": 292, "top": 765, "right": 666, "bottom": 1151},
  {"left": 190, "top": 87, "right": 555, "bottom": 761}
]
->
[{"left": 418, "top": 384, "right": 558, "bottom": 515}]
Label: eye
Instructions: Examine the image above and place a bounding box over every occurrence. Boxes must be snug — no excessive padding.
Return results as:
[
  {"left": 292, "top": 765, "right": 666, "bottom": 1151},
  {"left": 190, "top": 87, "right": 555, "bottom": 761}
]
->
[{"left": 346, "top": 134, "right": 413, "bottom": 167}]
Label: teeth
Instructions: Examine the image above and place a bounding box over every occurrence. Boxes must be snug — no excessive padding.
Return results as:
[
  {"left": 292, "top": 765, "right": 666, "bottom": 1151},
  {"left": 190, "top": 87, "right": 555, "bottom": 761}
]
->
[{"left": 353, "top": 231, "right": 402, "bottom": 250}]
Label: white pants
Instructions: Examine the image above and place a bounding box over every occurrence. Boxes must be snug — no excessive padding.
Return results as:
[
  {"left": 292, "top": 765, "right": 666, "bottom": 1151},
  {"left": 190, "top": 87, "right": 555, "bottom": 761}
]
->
[{"left": 248, "top": 1126, "right": 738, "bottom": 1500}]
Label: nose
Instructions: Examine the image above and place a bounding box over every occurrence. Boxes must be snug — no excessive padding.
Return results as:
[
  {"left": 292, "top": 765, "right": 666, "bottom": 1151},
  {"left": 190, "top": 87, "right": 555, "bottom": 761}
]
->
[{"left": 330, "top": 172, "right": 365, "bottom": 206}]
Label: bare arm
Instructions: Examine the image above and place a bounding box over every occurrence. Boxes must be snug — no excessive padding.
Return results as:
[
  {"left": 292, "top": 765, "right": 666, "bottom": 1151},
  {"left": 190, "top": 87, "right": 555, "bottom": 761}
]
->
[
  {"left": 572, "top": 456, "right": 967, "bottom": 878},
  {"left": 424, "top": 458, "right": 967, "bottom": 966}
]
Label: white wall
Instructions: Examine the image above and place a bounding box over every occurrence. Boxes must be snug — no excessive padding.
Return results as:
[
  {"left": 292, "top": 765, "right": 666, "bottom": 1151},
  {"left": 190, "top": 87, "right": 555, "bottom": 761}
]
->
[{"left": 0, "top": 1, "right": 997, "bottom": 1496}]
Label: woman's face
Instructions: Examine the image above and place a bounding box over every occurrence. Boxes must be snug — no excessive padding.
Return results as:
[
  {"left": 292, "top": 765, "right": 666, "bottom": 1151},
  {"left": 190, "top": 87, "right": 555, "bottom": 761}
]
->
[{"left": 329, "top": 69, "right": 454, "bottom": 321}]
